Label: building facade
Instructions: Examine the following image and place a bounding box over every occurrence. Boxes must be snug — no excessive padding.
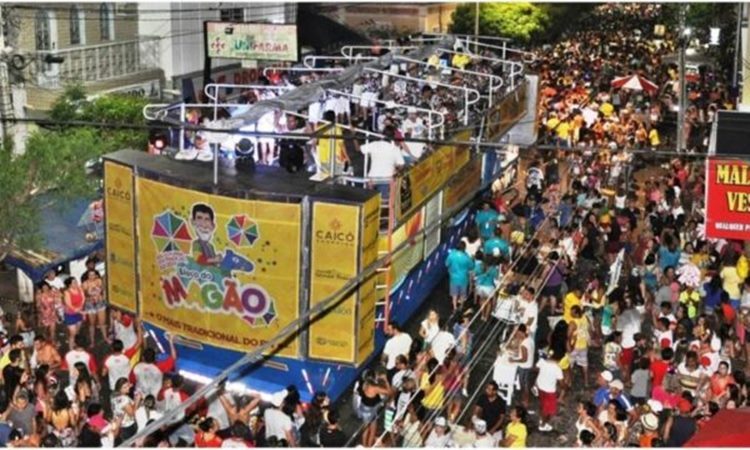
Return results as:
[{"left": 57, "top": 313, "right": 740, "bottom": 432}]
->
[
  {"left": 6, "top": 3, "right": 164, "bottom": 112},
  {"left": 324, "top": 3, "right": 457, "bottom": 37}
]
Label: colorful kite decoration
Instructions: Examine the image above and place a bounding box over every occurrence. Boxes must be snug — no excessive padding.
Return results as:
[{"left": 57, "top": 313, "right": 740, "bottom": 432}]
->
[
  {"left": 151, "top": 211, "right": 193, "bottom": 253},
  {"left": 227, "top": 215, "right": 259, "bottom": 247}
]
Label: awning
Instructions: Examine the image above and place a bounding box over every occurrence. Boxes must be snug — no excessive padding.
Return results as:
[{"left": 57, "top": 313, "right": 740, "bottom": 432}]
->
[
  {"left": 4, "top": 193, "right": 103, "bottom": 282},
  {"left": 684, "top": 408, "right": 750, "bottom": 447}
]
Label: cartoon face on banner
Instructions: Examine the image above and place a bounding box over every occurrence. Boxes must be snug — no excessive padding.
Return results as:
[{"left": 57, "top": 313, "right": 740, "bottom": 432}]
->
[{"left": 137, "top": 178, "right": 301, "bottom": 356}]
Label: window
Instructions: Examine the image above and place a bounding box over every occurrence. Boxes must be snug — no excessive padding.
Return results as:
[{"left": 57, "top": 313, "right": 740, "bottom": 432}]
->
[
  {"left": 70, "top": 5, "right": 85, "bottom": 45},
  {"left": 220, "top": 8, "right": 244, "bottom": 22},
  {"left": 99, "top": 3, "right": 114, "bottom": 41},
  {"left": 35, "top": 11, "right": 52, "bottom": 50}
]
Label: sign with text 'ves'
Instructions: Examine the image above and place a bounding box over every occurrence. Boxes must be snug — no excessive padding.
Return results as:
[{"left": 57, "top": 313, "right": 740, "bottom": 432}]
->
[{"left": 705, "top": 158, "right": 750, "bottom": 241}]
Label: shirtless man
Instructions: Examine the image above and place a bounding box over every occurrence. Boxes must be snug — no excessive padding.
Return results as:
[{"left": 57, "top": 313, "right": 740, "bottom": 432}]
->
[{"left": 31, "top": 336, "right": 62, "bottom": 371}]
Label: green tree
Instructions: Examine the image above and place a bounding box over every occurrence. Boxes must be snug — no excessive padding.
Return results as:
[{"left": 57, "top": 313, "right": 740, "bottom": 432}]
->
[
  {"left": 450, "top": 3, "right": 550, "bottom": 42},
  {"left": 0, "top": 128, "right": 103, "bottom": 260},
  {"left": 0, "top": 84, "right": 150, "bottom": 261}
]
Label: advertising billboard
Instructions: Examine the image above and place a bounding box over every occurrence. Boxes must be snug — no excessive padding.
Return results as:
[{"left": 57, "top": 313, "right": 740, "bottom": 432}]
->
[
  {"left": 206, "top": 22, "right": 298, "bottom": 62},
  {"left": 136, "top": 178, "right": 301, "bottom": 357},
  {"left": 705, "top": 158, "right": 750, "bottom": 240},
  {"left": 395, "top": 129, "right": 471, "bottom": 222},
  {"left": 104, "top": 162, "right": 138, "bottom": 313},
  {"left": 308, "top": 203, "right": 360, "bottom": 362}
]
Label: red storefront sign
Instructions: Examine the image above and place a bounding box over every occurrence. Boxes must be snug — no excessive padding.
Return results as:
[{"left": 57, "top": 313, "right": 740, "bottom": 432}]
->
[{"left": 705, "top": 158, "right": 750, "bottom": 240}]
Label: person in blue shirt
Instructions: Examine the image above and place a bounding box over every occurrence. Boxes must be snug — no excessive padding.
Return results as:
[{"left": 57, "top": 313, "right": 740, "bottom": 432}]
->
[
  {"left": 446, "top": 241, "right": 474, "bottom": 312},
  {"left": 475, "top": 202, "right": 500, "bottom": 241},
  {"left": 475, "top": 254, "right": 500, "bottom": 321},
  {"left": 483, "top": 230, "right": 510, "bottom": 260},
  {"left": 658, "top": 238, "right": 681, "bottom": 272}
]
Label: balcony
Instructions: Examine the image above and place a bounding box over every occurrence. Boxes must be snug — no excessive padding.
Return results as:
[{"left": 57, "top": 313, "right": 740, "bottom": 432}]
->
[{"left": 33, "top": 36, "right": 161, "bottom": 89}]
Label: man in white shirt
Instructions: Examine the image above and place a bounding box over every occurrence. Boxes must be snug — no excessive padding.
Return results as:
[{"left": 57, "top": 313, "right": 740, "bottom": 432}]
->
[
  {"left": 63, "top": 334, "right": 98, "bottom": 387},
  {"left": 382, "top": 323, "right": 413, "bottom": 375},
  {"left": 102, "top": 340, "right": 133, "bottom": 391},
  {"left": 535, "top": 355, "right": 563, "bottom": 432},
  {"left": 131, "top": 335, "right": 176, "bottom": 398},
  {"left": 359, "top": 126, "right": 405, "bottom": 181},
  {"left": 400, "top": 108, "right": 427, "bottom": 160},
  {"left": 264, "top": 390, "right": 296, "bottom": 446},
  {"left": 508, "top": 325, "right": 535, "bottom": 408},
  {"left": 518, "top": 286, "right": 539, "bottom": 337},
  {"left": 430, "top": 320, "right": 456, "bottom": 366}
]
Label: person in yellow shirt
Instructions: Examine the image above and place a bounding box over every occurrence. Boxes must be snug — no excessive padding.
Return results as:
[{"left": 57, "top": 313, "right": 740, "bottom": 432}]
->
[
  {"left": 563, "top": 286, "right": 583, "bottom": 323},
  {"left": 649, "top": 127, "right": 660, "bottom": 148},
  {"left": 679, "top": 286, "right": 701, "bottom": 319},
  {"left": 315, "top": 111, "right": 349, "bottom": 175},
  {"left": 568, "top": 305, "right": 591, "bottom": 386},
  {"left": 0, "top": 335, "right": 26, "bottom": 374},
  {"left": 546, "top": 114, "right": 560, "bottom": 132},
  {"left": 503, "top": 406, "right": 528, "bottom": 448},
  {"left": 599, "top": 102, "right": 614, "bottom": 117},
  {"left": 737, "top": 251, "right": 749, "bottom": 280}
]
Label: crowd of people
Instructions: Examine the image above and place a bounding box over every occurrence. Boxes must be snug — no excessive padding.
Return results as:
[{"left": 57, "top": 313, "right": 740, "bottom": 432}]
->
[
  {"left": 535, "top": 3, "right": 734, "bottom": 156},
  {"left": 7, "top": 2, "right": 748, "bottom": 449}
]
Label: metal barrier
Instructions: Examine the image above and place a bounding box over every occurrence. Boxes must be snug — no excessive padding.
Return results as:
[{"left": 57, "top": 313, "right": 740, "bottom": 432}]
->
[
  {"left": 363, "top": 67, "right": 481, "bottom": 125},
  {"left": 302, "top": 54, "right": 376, "bottom": 69},
  {"left": 340, "top": 44, "right": 418, "bottom": 59}
]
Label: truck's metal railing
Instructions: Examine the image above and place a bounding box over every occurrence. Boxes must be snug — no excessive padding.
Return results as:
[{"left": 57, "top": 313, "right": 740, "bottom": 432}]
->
[
  {"left": 326, "top": 88, "right": 445, "bottom": 140},
  {"left": 203, "top": 83, "right": 292, "bottom": 104},
  {"left": 303, "top": 54, "right": 376, "bottom": 69},
  {"left": 261, "top": 66, "right": 346, "bottom": 79},
  {"left": 364, "top": 67, "right": 481, "bottom": 125},
  {"left": 393, "top": 54, "right": 504, "bottom": 106},
  {"left": 460, "top": 37, "right": 537, "bottom": 65},
  {"left": 340, "top": 44, "right": 419, "bottom": 59}
]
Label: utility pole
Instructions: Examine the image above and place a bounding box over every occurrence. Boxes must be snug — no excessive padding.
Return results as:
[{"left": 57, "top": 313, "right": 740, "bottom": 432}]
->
[
  {"left": 733, "top": 3, "right": 742, "bottom": 89},
  {"left": 474, "top": 2, "right": 479, "bottom": 53},
  {"left": 676, "top": 4, "right": 687, "bottom": 153},
  {"left": 0, "top": 4, "right": 15, "bottom": 149}
]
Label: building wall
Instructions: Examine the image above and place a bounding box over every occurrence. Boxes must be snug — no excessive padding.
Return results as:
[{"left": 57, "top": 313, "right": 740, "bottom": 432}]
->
[
  {"left": 15, "top": 2, "right": 139, "bottom": 51},
  {"left": 334, "top": 3, "right": 456, "bottom": 35}
]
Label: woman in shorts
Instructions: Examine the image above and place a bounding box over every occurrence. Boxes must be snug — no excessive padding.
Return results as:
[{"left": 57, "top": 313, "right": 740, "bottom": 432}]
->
[{"left": 82, "top": 270, "right": 108, "bottom": 345}]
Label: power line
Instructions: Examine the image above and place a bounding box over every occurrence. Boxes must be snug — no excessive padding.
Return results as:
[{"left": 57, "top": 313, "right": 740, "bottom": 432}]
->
[{"left": 0, "top": 115, "right": 720, "bottom": 160}]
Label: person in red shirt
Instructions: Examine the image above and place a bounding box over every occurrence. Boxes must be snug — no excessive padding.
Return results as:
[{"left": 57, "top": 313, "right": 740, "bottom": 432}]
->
[
  {"left": 650, "top": 347, "right": 673, "bottom": 396},
  {"left": 195, "top": 417, "right": 223, "bottom": 447}
]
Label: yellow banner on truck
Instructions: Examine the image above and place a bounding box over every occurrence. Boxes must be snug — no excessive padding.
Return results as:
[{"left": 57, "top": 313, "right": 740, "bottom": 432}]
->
[
  {"left": 136, "top": 178, "right": 301, "bottom": 357},
  {"left": 308, "top": 203, "right": 360, "bottom": 362},
  {"left": 104, "top": 162, "right": 138, "bottom": 313},
  {"left": 395, "top": 129, "right": 472, "bottom": 222}
]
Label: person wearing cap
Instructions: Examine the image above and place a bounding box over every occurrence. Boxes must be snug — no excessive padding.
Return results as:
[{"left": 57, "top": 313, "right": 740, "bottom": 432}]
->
[
  {"left": 472, "top": 417, "right": 497, "bottom": 447},
  {"left": 639, "top": 412, "right": 660, "bottom": 447},
  {"left": 593, "top": 370, "right": 614, "bottom": 408},
  {"left": 663, "top": 397, "right": 697, "bottom": 447},
  {"left": 483, "top": 227, "right": 510, "bottom": 261},
  {"left": 424, "top": 416, "right": 450, "bottom": 447},
  {"left": 605, "top": 379, "right": 637, "bottom": 422},
  {"left": 264, "top": 389, "right": 296, "bottom": 447}
]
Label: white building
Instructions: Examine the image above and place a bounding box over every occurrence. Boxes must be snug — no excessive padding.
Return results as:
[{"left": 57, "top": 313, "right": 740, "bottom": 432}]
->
[{"left": 138, "top": 2, "right": 297, "bottom": 101}]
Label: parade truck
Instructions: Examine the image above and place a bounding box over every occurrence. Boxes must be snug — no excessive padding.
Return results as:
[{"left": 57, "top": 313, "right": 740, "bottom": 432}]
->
[{"left": 103, "top": 35, "right": 536, "bottom": 403}]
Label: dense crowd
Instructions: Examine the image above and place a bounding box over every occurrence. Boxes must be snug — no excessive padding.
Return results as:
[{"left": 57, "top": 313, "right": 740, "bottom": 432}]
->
[{"left": 535, "top": 3, "right": 734, "bottom": 155}]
